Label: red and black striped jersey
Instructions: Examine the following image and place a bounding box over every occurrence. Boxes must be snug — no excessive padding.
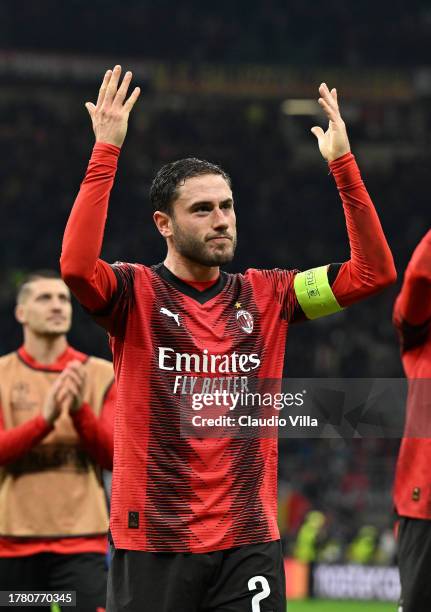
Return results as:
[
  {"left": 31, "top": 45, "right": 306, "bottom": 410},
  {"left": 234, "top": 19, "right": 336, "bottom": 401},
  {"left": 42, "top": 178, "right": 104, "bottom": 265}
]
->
[
  {"left": 393, "top": 316, "right": 431, "bottom": 519},
  {"left": 96, "top": 262, "right": 297, "bottom": 552},
  {"left": 393, "top": 230, "right": 431, "bottom": 520},
  {"left": 61, "top": 143, "right": 397, "bottom": 552}
]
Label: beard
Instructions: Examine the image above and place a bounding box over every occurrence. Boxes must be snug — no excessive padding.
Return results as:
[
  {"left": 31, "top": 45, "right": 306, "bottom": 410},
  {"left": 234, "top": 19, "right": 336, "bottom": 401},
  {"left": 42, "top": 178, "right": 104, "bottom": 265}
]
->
[{"left": 171, "top": 221, "right": 237, "bottom": 267}]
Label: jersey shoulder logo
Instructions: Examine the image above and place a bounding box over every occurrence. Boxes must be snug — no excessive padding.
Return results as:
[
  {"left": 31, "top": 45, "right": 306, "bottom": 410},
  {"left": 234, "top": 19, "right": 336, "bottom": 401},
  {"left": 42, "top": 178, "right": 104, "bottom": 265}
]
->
[{"left": 160, "top": 307, "right": 181, "bottom": 327}]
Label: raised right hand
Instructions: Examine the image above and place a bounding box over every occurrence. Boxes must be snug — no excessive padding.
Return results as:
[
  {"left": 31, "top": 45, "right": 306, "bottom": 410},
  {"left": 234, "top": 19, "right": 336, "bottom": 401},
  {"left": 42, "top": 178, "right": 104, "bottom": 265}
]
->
[
  {"left": 85, "top": 65, "right": 141, "bottom": 148},
  {"left": 311, "top": 83, "right": 350, "bottom": 162}
]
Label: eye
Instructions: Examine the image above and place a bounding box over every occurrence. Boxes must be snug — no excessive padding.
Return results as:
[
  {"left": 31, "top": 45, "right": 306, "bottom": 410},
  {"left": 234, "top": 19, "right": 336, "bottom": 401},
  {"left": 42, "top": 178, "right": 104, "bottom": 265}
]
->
[{"left": 195, "top": 205, "right": 212, "bottom": 213}]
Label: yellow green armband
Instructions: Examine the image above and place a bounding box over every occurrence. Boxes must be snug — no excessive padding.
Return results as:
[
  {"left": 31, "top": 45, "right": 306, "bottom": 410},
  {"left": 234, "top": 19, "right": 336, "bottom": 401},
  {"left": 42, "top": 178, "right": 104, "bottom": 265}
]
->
[{"left": 294, "top": 265, "right": 344, "bottom": 320}]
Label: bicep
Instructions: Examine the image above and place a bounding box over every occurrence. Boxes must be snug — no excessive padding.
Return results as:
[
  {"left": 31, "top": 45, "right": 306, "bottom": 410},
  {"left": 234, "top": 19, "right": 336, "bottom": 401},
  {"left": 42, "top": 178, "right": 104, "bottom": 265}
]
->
[
  {"left": 65, "top": 258, "right": 118, "bottom": 313},
  {"left": 90, "top": 262, "right": 136, "bottom": 334}
]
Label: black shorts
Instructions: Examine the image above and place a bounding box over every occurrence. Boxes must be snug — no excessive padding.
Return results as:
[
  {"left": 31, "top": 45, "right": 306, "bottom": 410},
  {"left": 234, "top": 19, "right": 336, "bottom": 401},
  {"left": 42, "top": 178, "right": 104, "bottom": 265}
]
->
[
  {"left": 107, "top": 540, "right": 286, "bottom": 612},
  {"left": 398, "top": 516, "right": 431, "bottom": 612},
  {"left": 0, "top": 552, "right": 107, "bottom": 612}
]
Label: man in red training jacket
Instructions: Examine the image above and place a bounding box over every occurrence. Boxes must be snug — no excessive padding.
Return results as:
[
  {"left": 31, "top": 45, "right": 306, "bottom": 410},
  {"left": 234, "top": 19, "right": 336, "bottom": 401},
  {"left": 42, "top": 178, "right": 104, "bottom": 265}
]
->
[{"left": 0, "top": 270, "right": 115, "bottom": 612}]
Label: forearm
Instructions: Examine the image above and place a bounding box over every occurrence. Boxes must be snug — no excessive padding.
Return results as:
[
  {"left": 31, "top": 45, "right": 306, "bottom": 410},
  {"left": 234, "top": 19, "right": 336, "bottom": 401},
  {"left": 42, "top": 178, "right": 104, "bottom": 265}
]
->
[
  {"left": 395, "top": 230, "right": 431, "bottom": 325},
  {"left": 71, "top": 402, "right": 114, "bottom": 470},
  {"left": 0, "top": 414, "right": 52, "bottom": 465},
  {"left": 329, "top": 153, "right": 397, "bottom": 306},
  {"left": 60, "top": 142, "right": 120, "bottom": 311}
]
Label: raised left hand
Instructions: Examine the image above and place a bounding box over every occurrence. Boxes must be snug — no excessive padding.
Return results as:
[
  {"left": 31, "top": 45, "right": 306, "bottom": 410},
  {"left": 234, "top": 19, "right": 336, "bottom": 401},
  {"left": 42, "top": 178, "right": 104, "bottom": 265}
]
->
[{"left": 311, "top": 83, "right": 351, "bottom": 162}]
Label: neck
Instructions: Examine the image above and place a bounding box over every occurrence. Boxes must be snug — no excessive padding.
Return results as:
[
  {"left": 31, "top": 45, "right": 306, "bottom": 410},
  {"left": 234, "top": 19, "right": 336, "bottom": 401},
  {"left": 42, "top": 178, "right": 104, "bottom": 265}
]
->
[
  {"left": 23, "top": 333, "right": 68, "bottom": 365},
  {"left": 164, "top": 252, "right": 220, "bottom": 282}
]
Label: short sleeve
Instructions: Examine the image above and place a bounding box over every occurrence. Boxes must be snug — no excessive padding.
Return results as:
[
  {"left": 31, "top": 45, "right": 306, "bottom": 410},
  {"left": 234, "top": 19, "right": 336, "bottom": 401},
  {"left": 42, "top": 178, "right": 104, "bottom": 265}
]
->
[{"left": 91, "top": 262, "right": 136, "bottom": 336}]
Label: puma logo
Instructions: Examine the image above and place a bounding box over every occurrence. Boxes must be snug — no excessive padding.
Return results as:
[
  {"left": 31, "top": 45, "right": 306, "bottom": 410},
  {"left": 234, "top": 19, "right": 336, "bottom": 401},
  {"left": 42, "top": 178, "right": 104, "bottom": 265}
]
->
[{"left": 160, "top": 307, "right": 181, "bottom": 327}]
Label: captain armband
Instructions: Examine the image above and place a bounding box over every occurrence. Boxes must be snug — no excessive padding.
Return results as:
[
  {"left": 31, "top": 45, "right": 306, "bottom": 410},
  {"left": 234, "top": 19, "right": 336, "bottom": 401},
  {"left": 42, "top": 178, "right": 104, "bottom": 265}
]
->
[{"left": 293, "top": 265, "right": 344, "bottom": 320}]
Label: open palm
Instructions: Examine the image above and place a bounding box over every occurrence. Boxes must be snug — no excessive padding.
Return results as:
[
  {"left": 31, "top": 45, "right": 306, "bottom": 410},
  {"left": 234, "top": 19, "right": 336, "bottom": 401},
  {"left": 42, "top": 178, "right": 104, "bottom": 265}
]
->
[{"left": 311, "top": 83, "right": 351, "bottom": 162}]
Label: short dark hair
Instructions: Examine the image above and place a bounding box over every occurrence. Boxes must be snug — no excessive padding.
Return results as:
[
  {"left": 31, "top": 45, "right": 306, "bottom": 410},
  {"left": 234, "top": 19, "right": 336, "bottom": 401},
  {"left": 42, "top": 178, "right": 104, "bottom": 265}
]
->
[
  {"left": 16, "top": 269, "right": 63, "bottom": 304},
  {"left": 150, "top": 158, "right": 231, "bottom": 215}
]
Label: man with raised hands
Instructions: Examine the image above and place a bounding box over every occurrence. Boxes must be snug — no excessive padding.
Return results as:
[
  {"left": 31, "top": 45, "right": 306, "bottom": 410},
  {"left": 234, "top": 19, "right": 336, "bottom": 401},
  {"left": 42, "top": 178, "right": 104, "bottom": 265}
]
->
[{"left": 61, "top": 66, "right": 396, "bottom": 611}]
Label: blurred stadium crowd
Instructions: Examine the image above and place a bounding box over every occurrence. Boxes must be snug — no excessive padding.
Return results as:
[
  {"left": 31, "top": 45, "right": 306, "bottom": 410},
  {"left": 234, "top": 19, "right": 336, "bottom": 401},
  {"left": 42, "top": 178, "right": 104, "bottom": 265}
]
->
[
  {"left": 2, "top": 0, "right": 431, "bottom": 67},
  {"left": 1, "top": 0, "right": 430, "bottom": 568}
]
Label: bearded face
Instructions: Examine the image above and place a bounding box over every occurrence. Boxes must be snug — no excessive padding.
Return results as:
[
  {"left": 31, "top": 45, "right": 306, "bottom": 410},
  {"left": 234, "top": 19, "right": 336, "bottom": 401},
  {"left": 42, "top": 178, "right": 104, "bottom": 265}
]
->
[
  {"left": 162, "top": 173, "right": 238, "bottom": 268},
  {"left": 171, "top": 214, "right": 237, "bottom": 267}
]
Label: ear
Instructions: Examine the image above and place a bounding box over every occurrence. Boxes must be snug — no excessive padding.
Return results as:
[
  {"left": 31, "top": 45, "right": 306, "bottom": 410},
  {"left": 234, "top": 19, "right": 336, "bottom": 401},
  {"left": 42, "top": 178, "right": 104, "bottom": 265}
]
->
[
  {"left": 153, "top": 211, "right": 173, "bottom": 238},
  {"left": 15, "top": 303, "right": 26, "bottom": 325}
]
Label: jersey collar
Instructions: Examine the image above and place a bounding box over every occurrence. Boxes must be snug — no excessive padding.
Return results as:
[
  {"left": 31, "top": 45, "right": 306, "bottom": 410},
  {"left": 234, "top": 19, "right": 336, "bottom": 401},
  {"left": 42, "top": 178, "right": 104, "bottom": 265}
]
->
[
  {"left": 153, "top": 263, "right": 228, "bottom": 305},
  {"left": 17, "top": 345, "right": 88, "bottom": 372}
]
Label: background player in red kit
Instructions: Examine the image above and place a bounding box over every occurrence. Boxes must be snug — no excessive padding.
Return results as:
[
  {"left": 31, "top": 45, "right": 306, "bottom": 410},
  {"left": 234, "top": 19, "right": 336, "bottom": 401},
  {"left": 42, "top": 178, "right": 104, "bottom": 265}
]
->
[
  {"left": 393, "top": 230, "right": 431, "bottom": 612},
  {"left": 61, "top": 66, "right": 396, "bottom": 611}
]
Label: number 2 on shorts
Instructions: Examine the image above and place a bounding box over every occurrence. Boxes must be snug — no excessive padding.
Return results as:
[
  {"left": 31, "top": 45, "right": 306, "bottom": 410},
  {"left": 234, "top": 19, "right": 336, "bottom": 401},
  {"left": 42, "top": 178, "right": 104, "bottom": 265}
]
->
[{"left": 248, "top": 575, "right": 271, "bottom": 611}]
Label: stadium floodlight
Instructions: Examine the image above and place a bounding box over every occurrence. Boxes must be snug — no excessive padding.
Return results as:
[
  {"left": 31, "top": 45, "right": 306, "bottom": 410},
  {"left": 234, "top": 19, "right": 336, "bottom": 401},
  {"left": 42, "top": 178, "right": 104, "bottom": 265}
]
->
[{"left": 281, "top": 99, "right": 320, "bottom": 115}]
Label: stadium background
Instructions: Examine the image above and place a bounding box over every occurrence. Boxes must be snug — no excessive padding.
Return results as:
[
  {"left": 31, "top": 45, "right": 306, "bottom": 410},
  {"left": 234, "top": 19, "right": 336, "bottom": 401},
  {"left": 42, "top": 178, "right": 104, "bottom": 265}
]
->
[{"left": 1, "top": 1, "right": 429, "bottom": 609}]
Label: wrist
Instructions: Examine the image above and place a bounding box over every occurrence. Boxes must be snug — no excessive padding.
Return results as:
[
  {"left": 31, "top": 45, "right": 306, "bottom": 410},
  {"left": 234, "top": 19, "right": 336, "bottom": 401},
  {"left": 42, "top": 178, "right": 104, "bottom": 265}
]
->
[
  {"left": 41, "top": 412, "right": 56, "bottom": 428},
  {"left": 71, "top": 402, "right": 89, "bottom": 418},
  {"left": 69, "top": 400, "right": 84, "bottom": 415},
  {"left": 93, "top": 141, "right": 121, "bottom": 156},
  {"left": 329, "top": 152, "right": 361, "bottom": 189},
  {"left": 328, "top": 151, "right": 352, "bottom": 165}
]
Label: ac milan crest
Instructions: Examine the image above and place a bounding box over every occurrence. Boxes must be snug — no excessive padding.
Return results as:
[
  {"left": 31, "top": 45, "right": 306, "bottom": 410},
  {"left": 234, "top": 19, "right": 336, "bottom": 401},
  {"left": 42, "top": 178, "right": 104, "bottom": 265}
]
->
[{"left": 236, "top": 309, "right": 254, "bottom": 334}]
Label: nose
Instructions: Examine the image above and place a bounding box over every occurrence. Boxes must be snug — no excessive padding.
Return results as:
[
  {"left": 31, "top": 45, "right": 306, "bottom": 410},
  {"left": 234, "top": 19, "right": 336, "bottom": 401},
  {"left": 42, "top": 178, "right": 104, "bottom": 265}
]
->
[
  {"left": 211, "top": 208, "right": 229, "bottom": 231},
  {"left": 51, "top": 298, "right": 64, "bottom": 311}
]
